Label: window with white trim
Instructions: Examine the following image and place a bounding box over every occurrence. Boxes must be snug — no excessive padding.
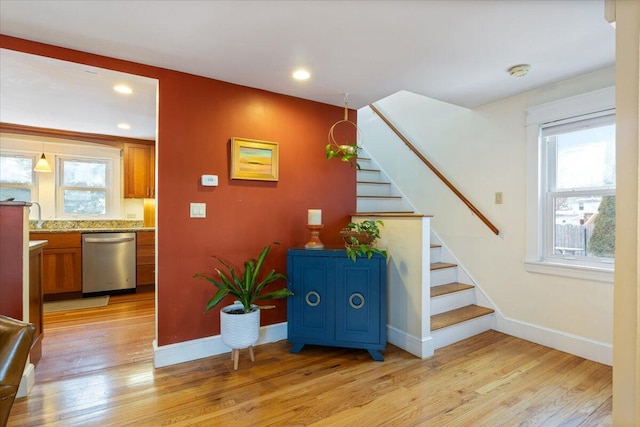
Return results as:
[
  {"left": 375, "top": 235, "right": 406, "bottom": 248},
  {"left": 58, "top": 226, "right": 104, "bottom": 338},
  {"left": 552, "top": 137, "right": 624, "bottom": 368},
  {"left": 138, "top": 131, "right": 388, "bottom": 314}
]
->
[
  {"left": 57, "top": 157, "right": 112, "bottom": 217},
  {"left": 0, "top": 152, "right": 37, "bottom": 202},
  {"left": 525, "top": 87, "right": 615, "bottom": 282},
  {"left": 543, "top": 112, "right": 615, "bottom": 262}
]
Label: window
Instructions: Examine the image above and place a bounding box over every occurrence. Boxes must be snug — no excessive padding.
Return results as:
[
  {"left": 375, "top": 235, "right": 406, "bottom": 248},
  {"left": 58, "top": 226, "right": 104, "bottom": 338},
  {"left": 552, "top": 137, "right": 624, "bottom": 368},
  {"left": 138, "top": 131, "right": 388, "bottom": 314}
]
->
[
  {"left": 525, "top": 87, "right": 615, "bottom": 282},
  {"left": 58, "top": 157, "right": 112, "bottom": 217},
  {"left": 0, "top": 135, "right": 122, "bottom": 220},
  {"left": 0, "top": 153, "right": 37, "bottom": 202},
  {"left": 543, "top": 113, "right": 616, "bottom": 262}
]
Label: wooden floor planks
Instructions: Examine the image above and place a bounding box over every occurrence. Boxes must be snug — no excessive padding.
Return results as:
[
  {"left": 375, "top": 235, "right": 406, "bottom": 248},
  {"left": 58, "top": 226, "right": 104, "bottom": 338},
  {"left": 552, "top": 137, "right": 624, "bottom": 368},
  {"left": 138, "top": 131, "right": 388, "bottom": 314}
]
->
[{"left": 8, "top": 290, "right": 612, "bottom": 426}]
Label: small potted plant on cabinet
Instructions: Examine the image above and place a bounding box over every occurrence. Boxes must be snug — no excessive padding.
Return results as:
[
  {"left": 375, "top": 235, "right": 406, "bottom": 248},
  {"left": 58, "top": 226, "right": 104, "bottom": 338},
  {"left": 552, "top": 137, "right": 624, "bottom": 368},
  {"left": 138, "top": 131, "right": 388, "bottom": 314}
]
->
[
  {"left": 339, "top": 219, "right": 387, "bottom": 262},
  {"left": 193, "top": 243, "right": 293, "bottom": 369}
]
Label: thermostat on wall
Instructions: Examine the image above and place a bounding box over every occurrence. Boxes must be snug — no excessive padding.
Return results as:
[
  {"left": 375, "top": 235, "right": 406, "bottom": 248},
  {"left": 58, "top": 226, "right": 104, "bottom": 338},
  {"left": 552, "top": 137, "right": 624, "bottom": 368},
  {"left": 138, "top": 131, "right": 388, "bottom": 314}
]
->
[{"left": 201, "top": 175, "right": 218, "bottom": 186}]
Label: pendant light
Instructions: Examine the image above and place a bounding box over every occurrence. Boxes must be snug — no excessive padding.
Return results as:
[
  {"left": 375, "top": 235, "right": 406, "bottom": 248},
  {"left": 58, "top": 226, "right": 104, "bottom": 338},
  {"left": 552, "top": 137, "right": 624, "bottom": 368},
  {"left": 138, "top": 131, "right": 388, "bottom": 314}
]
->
[{"left": 34, "top": 142, "right": 52, "bottom": 173}]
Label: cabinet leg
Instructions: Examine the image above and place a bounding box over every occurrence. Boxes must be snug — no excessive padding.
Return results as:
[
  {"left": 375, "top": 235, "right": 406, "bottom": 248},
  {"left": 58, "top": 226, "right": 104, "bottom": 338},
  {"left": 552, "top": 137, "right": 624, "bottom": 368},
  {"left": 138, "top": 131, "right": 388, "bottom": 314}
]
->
[
  {"left": 290, "top": 343, "right": 305, "bottom": 354},
  {"left": 249, "top": 346, "right": 255, "bottom": 362},
  {"left": 367, "top": 349, "right": 384, "bottom": 361}
]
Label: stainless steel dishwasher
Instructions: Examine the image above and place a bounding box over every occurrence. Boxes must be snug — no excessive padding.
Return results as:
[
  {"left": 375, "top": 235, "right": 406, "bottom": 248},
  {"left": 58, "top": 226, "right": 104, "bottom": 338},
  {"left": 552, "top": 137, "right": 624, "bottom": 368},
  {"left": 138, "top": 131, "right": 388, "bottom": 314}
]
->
[{"left": 82, "top": 232, "right": 136, "bottom": 294}]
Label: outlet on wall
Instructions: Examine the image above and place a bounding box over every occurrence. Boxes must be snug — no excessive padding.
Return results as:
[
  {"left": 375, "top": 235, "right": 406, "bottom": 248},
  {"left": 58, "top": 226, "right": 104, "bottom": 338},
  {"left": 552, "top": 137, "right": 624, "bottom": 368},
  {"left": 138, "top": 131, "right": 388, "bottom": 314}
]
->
[{"left": 495, "top": 192, "right": 503, "bottom": 204}]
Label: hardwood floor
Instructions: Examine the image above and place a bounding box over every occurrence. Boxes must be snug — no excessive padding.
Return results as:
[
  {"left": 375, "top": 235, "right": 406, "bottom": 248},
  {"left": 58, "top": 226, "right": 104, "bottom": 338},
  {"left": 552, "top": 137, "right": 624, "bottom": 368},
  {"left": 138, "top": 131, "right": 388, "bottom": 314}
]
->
[{"left": 9, "top": 291, "right": 612, "bottom": 426}]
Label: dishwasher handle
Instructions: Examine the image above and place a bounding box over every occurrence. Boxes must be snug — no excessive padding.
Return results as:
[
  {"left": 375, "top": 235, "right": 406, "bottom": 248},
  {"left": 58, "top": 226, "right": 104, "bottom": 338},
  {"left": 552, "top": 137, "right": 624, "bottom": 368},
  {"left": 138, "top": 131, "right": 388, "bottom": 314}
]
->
[{"left": 84, "top": 236, "right": 135, "bottom": 244}]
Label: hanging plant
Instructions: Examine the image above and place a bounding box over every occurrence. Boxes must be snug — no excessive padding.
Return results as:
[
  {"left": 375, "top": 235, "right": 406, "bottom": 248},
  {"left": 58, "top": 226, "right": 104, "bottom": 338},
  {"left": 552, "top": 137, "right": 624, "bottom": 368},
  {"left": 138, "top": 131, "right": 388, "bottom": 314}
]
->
[{"left": 326, "top": 94, "right": 362, "bottom": 168}]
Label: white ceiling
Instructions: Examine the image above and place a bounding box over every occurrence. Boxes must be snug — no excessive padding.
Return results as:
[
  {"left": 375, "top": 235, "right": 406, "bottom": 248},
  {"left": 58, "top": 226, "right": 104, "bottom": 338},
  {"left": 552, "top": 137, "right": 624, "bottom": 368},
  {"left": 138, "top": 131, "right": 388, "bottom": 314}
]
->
[{"left": 0, "top": 0, "right": 615, "bottom": 140}]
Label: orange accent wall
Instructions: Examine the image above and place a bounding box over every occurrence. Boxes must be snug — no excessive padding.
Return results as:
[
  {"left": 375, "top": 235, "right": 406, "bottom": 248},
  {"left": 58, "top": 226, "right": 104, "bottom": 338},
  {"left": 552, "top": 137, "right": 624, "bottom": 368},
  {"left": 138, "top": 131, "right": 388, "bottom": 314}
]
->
[{"left": 1, "top": 36, "right": 357, "bottom": 346}]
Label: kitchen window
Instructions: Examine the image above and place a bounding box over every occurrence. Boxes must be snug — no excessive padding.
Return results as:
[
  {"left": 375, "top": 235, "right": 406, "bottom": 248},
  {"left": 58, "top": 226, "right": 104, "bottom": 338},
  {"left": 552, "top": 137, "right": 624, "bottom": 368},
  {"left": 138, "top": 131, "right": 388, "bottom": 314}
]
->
[
  {"left": 0, "top": 153, "right": 37, "bottom": 202},
  {"left": 0, "top": 134, "right": 122, "bottom": 220},
  {"left": 57, "top": 157, "right": 112, "bottom": 217},
  {"left": 525, "top": 87, "right": 615, "bottom": 282}
]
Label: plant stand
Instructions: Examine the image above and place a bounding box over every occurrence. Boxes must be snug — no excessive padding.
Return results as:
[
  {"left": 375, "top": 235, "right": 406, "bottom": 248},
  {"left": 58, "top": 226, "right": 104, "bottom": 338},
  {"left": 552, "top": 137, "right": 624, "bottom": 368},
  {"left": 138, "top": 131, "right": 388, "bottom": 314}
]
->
[{"left": 231, "top": 346, "right": 255, "bottom": 371}]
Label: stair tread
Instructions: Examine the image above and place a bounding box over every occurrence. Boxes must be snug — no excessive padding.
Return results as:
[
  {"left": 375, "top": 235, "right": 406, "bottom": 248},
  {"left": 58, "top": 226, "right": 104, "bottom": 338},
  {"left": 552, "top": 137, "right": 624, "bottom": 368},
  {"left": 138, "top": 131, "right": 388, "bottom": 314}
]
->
[
  {"left": 353, "top": 212, "right": 421, "bottom": 217},
  {"left": 357, "top": 195, "right": 403, "bottom": 199},
  {"left": 430, "top": 262, "right": 457, "bottom": 271},
  {"left": 431, "top": 282, "right": 474, "bottom": 298},
  {"left": 357, "top": 181, "right": 391, "bottom": 185},
  {"left": 431, "top": 305, "right": 494, "bottom": 331}
]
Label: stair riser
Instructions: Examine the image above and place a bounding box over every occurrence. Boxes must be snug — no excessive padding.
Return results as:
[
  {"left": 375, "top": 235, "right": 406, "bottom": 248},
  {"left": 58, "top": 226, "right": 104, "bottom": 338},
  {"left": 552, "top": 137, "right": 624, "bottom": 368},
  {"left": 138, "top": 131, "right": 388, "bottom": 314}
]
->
[
  {"left": 430, "top": 247, "right": 441, "bottom": 263},
  {"left": 357, "top": 197, "right": 413, "bottom": 213},
  {"left": 431, "top": 289, "right": 476, "bottom": 315},
  {"left": 432, "top": 314, "right": 494, "bottom": 349},
  {"left": 430, "top": 268, "right": 458, "bottom": 286},
  {"left": 356, "top": 170, "right": 386, "bottom": 183},
  {"left": 357, "top": 182, "right": 398, "bottom": 197}
]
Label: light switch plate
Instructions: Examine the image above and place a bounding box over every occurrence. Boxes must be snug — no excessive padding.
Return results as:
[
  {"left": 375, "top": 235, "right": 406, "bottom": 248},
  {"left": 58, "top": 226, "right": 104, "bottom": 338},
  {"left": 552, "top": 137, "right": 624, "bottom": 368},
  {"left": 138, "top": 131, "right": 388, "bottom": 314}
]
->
[{"left": 190, "top": 202, "right": 206, "bottom": 218}]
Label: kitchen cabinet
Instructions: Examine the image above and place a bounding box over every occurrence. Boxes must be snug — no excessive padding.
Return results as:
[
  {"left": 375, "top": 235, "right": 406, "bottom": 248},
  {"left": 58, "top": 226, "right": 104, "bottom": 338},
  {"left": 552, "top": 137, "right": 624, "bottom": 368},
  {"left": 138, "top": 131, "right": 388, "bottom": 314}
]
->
[
  {"left": 136, "top": 231, "right": 155, "bottom": 286},
  {"left": 287, "top": 248, "right": 387, "bottom": 361},
  {"left": 124, "top": 142, "right": 155, "bottom": 198},
  {"left": 31, "top": 233, "right": 82, "bottom": 296}
]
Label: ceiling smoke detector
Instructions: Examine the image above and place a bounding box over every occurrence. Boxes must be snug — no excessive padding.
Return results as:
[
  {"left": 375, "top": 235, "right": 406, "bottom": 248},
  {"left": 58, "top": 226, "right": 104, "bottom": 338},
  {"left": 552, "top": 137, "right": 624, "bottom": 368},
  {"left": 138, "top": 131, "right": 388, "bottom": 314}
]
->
[{"left": 508, "top": 64, "right": 531, "bottom": 77}]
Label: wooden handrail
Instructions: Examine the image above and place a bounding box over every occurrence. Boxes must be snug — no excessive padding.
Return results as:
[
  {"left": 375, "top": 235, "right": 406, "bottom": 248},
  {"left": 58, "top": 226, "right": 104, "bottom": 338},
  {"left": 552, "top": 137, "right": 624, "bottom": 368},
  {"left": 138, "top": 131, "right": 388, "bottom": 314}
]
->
[{"left": 369, "top": 103, "right": 500, "bottom": 235}]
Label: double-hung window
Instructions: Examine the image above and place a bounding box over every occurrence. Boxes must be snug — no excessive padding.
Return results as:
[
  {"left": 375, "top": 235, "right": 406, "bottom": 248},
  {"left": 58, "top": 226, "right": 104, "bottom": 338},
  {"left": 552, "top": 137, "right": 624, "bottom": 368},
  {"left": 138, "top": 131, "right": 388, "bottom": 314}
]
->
[
  {"left": 526, "top": 87, "right": 615, "bottom": 282},
  {"left": 0, "top": 152, "right": 37, "bottom": 202},
  {"left": 57, "top": 157, "right": 112, "bottom": 217}
]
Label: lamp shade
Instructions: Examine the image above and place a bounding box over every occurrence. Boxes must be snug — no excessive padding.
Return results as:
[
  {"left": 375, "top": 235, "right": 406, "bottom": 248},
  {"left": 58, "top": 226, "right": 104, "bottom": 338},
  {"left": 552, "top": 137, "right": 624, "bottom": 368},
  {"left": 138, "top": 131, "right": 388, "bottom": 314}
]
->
[{"left": 34, "top": 153, "right": 52, "bottom": 173}]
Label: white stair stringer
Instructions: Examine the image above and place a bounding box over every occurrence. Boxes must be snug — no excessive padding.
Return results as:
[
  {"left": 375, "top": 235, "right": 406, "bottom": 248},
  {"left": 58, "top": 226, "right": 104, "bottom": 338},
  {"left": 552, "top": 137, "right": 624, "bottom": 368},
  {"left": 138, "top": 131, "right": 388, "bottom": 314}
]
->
[{"left": 357, "top": 150, "right": 414, "bottom": 213}]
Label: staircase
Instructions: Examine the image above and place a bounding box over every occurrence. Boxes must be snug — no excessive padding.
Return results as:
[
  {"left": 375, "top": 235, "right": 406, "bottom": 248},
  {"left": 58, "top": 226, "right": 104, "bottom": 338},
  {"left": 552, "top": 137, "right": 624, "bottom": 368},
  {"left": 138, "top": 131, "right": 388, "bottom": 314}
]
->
[
  {"left": 356, "top": 153, "right": 414, "bottom": 214},
  {"left": 429, "top": 242, "right": 494, "bottom": 349},
  {"left": 355, "top": 149, "right": 495, "bottom": 355}
]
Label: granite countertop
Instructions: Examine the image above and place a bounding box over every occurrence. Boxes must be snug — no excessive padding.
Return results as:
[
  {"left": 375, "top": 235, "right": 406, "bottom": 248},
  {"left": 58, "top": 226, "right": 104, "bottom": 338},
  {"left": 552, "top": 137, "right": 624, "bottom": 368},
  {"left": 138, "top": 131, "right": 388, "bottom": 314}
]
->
[
  {"left": 29, "top": 220, "right": 154, "bottom": 233},
  {"left": 30, "top": 227, "right": 155, "bottom": 234}
]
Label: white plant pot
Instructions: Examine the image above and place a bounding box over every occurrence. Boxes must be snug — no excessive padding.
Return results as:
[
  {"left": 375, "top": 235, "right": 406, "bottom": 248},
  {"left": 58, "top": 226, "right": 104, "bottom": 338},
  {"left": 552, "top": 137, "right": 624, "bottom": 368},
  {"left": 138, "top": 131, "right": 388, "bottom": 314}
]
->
[{"left": 220, "top": 303, "right": 260, "bottom": 349}]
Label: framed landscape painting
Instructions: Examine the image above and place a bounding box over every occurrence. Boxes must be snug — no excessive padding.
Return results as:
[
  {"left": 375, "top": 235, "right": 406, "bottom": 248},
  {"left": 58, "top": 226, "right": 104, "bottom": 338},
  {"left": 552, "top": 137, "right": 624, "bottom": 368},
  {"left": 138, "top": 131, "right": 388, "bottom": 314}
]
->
[{"left": 230, "top": 137, "right": 279, "bottom": 181}]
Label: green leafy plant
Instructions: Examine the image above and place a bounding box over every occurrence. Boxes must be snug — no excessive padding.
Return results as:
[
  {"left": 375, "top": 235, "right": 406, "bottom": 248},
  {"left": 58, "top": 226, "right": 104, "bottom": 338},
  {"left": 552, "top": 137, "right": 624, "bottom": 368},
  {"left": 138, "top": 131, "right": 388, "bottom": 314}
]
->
[
  {"left": 339, "top": 220, "right": 387, "bottom": 262},
  {"left": 587, "top": 195, "right": 615, "bottom": 257},
  {"left": 325, "top": 143, "right": 360, "bottom": 168},
  {"left": 193, "top": 243, "right": 293, "bottom": 313}
]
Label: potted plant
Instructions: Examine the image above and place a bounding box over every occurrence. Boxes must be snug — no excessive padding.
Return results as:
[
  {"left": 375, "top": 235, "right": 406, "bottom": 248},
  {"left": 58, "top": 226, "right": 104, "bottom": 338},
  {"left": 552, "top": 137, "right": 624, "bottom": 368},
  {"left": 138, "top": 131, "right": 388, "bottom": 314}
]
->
[
  {"left": 339, "top": 219, "right": 388, "bottom": 262},
  {"left": 193, "top": 243, "right": 293, "bottom": 362},
  {"left": 325, "top": 143, "right": 360, "bottom": 168}
]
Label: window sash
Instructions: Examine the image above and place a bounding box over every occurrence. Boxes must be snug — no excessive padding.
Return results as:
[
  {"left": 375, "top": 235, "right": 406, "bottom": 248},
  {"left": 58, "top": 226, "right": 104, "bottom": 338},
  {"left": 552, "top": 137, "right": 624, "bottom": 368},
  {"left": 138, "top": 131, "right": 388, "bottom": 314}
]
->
[
  {"left": 57, "top": 157, "right": 112, "bottom": 217},
  {"left": 0, "top": 153, "right": 37, "bottom": 202}
]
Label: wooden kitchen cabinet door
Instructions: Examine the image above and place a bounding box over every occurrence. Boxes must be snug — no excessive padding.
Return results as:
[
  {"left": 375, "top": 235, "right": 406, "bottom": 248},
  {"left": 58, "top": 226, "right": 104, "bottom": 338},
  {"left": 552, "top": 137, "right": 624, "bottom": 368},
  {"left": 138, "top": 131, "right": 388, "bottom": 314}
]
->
[
  {"left": 42, "top": 248, "right": 82, "bottom": 294},
  {"left": 124, "top": 143, "right": 155, "bottom": 198}
]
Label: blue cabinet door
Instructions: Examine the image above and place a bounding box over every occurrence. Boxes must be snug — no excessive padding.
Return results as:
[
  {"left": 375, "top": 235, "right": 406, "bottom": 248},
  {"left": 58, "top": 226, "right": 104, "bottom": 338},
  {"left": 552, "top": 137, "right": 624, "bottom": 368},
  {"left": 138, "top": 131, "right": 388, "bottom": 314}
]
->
[
  {"left": 334, "top": 257, "right": 382, "bottom": 345},
  {"left": 287, "top": 254, "right": 335, "bottom": 344}
]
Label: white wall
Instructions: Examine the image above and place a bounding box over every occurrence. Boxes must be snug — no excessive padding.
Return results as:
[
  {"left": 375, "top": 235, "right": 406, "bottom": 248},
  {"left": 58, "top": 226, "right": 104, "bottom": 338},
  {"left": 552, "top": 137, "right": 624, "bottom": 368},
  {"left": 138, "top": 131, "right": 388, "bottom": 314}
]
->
[
  {"left": 612, "top": 0, "right": 639, "bottom": 423},
  {"left": 359, "top": 67, "right": 615, "bottom": 364}
]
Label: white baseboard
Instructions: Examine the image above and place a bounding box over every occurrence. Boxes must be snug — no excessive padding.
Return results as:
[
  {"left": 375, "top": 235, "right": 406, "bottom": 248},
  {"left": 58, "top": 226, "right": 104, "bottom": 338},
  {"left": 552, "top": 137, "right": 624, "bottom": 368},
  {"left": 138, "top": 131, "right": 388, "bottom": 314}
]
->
[
  {"left": 153, "top": 322, "right": 287, "bottom": 368},
  {"left": 495, "top": 315, "right": 612, "bottom": 366},
  {"left": 16, "top": 362, "right": 35, "bottom": 398},
  {"left": 386, "top": 325, "right": 434, "bottom": 359}
]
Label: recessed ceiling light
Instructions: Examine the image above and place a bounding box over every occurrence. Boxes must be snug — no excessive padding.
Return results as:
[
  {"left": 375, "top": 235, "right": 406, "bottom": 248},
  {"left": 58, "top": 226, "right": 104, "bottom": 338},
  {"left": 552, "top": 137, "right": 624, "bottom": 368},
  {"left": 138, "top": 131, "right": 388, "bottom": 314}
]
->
[
  {"left": 508, "top": 64, "right": 531, "bottom": 78},
  {"left": 114, "top": 84, "right": 133, "bottom": 94},
  {"left": 292, "top": 69, "right": 311, "bottom": 80},
  {"left": 117, "top": 123, "right": 131, "bottom": 130}
]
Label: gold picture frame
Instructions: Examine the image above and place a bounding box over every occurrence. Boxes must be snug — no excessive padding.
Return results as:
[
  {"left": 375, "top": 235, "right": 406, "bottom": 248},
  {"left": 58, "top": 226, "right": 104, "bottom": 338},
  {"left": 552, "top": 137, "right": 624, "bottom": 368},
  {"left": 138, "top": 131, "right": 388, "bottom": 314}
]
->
[{"left": 230, "top": 137, "right": 279, "bottom": 181}]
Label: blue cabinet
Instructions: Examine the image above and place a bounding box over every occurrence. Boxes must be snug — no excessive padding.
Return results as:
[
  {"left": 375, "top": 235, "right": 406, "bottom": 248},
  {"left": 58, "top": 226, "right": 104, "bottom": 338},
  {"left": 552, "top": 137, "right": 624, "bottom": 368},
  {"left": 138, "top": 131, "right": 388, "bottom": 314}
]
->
[{"left": 287, "top": 248, "right": 387, "bottom": 361}]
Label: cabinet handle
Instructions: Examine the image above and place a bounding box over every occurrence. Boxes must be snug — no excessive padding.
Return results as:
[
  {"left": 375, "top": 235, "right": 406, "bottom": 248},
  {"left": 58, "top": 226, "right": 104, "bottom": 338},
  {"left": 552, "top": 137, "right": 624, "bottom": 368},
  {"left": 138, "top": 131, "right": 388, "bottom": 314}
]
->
[
  {"left": 349, "top": 292, "right": 365, "bottom": 309},
  {"left": 146, "top": 187, "right": 150, "bottom": 197},
  {"left": 305, "top": 291, "right": 321, "bottom": 307}
]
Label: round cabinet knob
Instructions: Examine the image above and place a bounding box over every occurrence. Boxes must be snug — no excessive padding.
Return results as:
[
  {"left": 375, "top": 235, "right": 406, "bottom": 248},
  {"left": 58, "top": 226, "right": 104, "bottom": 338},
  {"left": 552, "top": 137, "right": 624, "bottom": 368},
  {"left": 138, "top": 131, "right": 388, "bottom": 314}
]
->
[
  {"left": 349, "top": 292, "right": 365, "bottom": 309},
  {"left": 305, "top": 291, "right": 321, "bottom": 307}
]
